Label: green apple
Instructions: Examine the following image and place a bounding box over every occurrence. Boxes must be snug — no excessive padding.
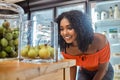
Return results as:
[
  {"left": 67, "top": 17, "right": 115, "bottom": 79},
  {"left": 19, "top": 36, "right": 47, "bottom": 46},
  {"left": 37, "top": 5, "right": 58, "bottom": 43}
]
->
[
  {"left": 0, "top": 26, "right": 4, "bottom": 34},
  {"left": 12, "top": 31, "right": 19, "bottom": 39},
  {"left": 2, "top": 20, "right": 10, "bottom": 29},
  {"left": 1, "top": 38, "right": 8, "bottom": 47},
  {"left": 13, "top": 38, "right": 18, "bottom": 46},
  {"left": 5, "top": 33, "right": 13, "bottom": 40},
  {"left": 8, "top": 40, "right": 14, "bottom": 47},
  {"left": 5, "top": 46, "right": 13, "bottom": 53},
  {"left": 9, "top": 50, "right": 18, "bottom": 57},
  {"left": 0, "top": 51, "right": 7, "bottom": 58}
]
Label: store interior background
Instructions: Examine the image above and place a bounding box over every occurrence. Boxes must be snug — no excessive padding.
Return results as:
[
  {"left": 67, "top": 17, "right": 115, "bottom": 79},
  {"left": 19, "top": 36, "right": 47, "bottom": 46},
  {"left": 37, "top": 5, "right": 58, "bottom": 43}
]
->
[{"left": 2, "top": 0, "right": 120, "bottom": 79}]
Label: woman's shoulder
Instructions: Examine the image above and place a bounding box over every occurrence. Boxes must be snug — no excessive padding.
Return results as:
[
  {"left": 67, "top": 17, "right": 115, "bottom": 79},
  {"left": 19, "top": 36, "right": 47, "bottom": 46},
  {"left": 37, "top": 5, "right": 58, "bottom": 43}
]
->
[{"left": 94, "top": 33, "right": 108, "bottom": 50}]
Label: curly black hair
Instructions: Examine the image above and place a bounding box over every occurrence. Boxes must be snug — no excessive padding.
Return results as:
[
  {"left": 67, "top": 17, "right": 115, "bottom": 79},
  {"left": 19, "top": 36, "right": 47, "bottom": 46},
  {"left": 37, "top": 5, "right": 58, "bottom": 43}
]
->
[{"left": 55, "top": 10, "right": 94, "bottom": 53}]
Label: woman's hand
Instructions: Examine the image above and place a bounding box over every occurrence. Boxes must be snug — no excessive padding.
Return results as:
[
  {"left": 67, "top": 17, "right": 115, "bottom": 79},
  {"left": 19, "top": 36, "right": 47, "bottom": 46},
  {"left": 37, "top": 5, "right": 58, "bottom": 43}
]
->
[
  {"left": 70, "top": 66, "right": 77, "bottom": 80},
  {"left": 92, "top": 62, "right": 109, "bottom": 80}
]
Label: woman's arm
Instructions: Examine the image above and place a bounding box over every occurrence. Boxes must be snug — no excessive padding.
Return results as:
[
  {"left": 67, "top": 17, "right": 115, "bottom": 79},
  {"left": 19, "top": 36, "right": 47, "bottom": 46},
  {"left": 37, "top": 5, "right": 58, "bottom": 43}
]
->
[
  {"left": 70, "top": 66, "right": 77, "bottom": 80},
  {"left": 93, "top": 62, "right": 109, "bottom": 80},
  {"left": 93, "top": 34, "right": 110, "bottom": 80}
]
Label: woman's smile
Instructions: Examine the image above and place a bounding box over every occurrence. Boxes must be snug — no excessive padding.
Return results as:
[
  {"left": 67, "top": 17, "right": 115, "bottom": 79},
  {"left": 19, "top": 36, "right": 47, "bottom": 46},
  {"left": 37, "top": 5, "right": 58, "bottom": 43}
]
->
[{"left": 63, "top": 35, "right": 72, "bottom": 41}]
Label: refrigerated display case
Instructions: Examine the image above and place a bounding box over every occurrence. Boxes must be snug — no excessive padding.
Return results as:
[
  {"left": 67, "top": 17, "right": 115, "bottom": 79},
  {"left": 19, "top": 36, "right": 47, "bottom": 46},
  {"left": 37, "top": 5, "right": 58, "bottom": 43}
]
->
[
  {"left": 90, "top": 0, "right": 120, "bottom": 79},
  {"left": 56, "top": 3, "right": 86, "bottom": 16},
  {"left": 23, "top": 14, "right": 28, "bottom": 21},
  {"left": 31, "top": 9, "right": 54, "bottom": 46}
]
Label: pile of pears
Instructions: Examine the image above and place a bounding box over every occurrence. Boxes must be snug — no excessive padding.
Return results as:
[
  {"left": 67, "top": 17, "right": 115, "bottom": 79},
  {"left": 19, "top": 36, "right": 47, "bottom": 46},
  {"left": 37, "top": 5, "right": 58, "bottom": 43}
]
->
[
  {"left": 0, "top": 20, "right": 19, "bottom": 58},
  {"left": 21, "top": 44, "right": 55, "bottom": 59}
]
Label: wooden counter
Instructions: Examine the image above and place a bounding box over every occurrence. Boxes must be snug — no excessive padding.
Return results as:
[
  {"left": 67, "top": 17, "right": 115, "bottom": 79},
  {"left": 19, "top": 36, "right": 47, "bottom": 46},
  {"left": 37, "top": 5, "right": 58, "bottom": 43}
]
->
[{"left": 0, "top": 59, "right": 75, "bottom": 80}]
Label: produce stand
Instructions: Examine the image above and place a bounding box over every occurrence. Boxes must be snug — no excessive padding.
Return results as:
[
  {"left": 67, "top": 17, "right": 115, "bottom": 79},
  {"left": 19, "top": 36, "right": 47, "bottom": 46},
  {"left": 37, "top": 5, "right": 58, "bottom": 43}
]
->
[{"left": 0, "top": 59, "right": 75, "bottom": 80}]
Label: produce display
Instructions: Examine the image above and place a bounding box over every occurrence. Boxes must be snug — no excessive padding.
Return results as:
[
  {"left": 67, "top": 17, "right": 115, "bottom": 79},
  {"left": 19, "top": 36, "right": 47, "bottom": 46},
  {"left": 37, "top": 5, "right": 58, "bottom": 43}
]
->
[
  {"left": 0, "top": 20, "right": 19, "bottom": 58},
  {"left": 21, "top": 44, "right": 55, "bottom": 59}
]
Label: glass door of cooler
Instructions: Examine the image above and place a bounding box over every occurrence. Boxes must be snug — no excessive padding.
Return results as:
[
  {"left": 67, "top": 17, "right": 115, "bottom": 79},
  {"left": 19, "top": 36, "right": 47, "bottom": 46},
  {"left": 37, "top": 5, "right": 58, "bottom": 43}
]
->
[
  {"left": 31, "top": 9, "right": 54, "bottom": 46},
  {"left": 31, "top": 9, "right": 54, "bottom": 26},
  {"left": 90, "top": 0, "right": 120, "bottom": 65},
  {"left": 90, "top": 1, "right": 120, "bottom": 79},
  {"left": 56, "top": 2, "right": 86, "bottom": 17},
  {"left": 95, "top": 19, "right": 120, "bottom": 59},
  {"left": 23, "top": 14, "right": 28, "bottom": 22}
]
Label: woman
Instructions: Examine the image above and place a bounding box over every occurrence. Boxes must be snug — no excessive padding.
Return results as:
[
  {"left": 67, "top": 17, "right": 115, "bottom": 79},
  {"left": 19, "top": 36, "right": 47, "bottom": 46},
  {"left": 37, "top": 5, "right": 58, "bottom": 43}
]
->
[{"left": 56, "top": 10, "right": 114, "bottom": 80}]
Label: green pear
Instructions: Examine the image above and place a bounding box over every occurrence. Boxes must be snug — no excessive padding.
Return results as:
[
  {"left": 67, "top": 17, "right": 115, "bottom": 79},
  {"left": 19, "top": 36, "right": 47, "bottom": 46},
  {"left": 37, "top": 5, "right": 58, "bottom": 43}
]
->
[
  {"left": 28, "top": 47, "right": 37, "bottom": 58},
  {"left": 38, "top": 44, "right": 44, "bottom": 49},
  {"left": 21, "top": 45, "right": 29, "bottom": 57},
  {"left": 39, "top": 44, "right": 50, "bottom": 59},
  {"left": 34, "top": 46, "right": 39, "bottom": 56},
  {"left": 49, "top": 47, "right": 54, "bottom": 58}
]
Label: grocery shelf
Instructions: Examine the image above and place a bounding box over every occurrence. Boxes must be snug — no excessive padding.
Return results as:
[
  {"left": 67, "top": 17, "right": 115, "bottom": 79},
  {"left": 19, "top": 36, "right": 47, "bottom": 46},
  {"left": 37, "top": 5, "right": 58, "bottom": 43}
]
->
[{"left": 95, "top": 19, "right": 120, "bottom": 27}]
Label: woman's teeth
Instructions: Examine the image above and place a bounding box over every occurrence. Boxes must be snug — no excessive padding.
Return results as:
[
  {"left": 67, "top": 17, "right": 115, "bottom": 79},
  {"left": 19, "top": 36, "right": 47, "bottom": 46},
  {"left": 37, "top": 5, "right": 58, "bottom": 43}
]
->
[{"left": 64, "top": 36, "right": 71, "bottom": 39}]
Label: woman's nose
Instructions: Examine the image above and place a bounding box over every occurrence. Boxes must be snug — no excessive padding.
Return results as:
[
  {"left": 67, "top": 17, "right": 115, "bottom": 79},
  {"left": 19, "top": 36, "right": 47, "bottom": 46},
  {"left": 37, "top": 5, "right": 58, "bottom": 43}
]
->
[{"left": 63, "top": 29, "right": 68, "bottom": 35}]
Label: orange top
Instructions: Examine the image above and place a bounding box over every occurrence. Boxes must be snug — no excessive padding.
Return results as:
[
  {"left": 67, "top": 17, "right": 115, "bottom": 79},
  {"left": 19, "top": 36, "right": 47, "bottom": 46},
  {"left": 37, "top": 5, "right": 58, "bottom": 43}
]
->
[{"left": 62, "top": 43, "right": 110, "bottom": 71}]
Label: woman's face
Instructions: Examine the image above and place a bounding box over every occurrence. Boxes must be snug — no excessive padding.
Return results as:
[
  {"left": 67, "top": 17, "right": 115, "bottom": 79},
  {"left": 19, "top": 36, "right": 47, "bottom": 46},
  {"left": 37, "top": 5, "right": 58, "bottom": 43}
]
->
[{"left": 60, "top": 18, "right": 77, "bottom": 44}]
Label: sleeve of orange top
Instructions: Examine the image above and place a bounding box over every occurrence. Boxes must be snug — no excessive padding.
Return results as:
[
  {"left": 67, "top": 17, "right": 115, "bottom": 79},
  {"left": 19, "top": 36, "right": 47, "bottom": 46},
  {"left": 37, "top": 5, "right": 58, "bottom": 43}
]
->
[
  {"left": 61, "top": 52, "right": 78, "bottom": 66},
  {"left": 62, "top": 52, "right": 76, "bottom": 59},
  {"left": 99, "top": 43, "right": 110, "bottom": 64}
]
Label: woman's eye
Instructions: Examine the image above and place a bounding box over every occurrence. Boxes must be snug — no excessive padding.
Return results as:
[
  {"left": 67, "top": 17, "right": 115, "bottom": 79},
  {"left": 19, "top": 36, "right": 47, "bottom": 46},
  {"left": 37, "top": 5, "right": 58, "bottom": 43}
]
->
[
  {"left": 68, "top": 27, "right": 73, "bottom": 30},
  {"left": 60, "top": 28, "right": 63, "bottom": 31}
]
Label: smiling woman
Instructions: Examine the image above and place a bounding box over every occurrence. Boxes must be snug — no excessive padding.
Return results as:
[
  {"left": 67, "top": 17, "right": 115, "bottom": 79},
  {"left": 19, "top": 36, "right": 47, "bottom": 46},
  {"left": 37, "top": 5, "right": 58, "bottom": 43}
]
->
[{"left": 56, "top": 10, "right": 114, "bottom": 80}]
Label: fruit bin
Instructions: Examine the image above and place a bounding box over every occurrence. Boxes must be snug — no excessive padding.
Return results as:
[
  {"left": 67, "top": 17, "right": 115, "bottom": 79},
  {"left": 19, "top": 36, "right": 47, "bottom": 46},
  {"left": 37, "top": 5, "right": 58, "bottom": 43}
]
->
[
  {"left": 20, "top": 20, "right": 58, "bottom": 63},
  {"left": 0, "top": 2, "right": 24, "bottom": 60}
]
